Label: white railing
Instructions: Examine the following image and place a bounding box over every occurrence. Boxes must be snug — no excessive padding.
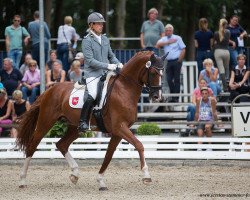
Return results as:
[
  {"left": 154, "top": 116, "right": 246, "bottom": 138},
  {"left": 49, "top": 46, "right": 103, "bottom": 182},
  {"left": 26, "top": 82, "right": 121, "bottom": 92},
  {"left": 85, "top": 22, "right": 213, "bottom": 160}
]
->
[{"left": 1, "top": 137, "right": 249, "bottom": 160}]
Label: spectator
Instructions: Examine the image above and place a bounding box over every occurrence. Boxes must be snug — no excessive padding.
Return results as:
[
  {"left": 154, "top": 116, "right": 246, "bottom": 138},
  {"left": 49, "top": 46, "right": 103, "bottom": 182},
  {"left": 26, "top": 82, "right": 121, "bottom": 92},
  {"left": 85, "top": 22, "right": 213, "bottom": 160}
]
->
[
  {"left": 199, "top": 59, "right": 222, "bottom": 97},
  {"left": 140, "top": 8, "right": 165, "bottom": 55},
  {"left": 227, "top": 15, "right": 247, "bottom": 69},
  {"left": 45, "top": 50, "right": 57, "bottom": 71},
  {"left": 195, "top": 87, "right": 218, "bottom": 151},
  {"left": 74, "top": 52, "right": 85, "bottom": 69},
  {"left": 69, "top": 60, "right": 83, "bottom": 83},
  {"left": 28, "top": 10, "right": 51, "bottom": 65},
  {"left": 183, "top": 79, "right": 214, "bottom": 137},
  {"left": 19, "top": 53, "right": 33, "bottom": 75},
  {"left": 194, "top": 18, "right": 214, "bottom": 75},
  {"left": 46, "top": 59, "right": 66, "bottom": 88},
  {"left": 213, "top": 18, "right": 230, "bottom": 91},
  {"left": 229, "top": 54, "right": 250, "bottom": 103},
  {"left": 0, "top": 58, "right": 23, "bottom": 97},
  {"left": 156, "top": 24, "right": 186, "bottom": 102},
  {"left": 0, "top": 87, "right": 13, "bottom": 137},
  {"left": 79, "top": 12, "right": 122, "bottom": 132},
  {"left": 57, "top": 16, "right": 77, "bottom": 73},
  {"left": 5, "top": 15, "right": 30, "bottom": 68},
  {"left": 21, "top": 59, "right": 40, "bottom": 104},
  {"left": 11, "top": 90, "right": 30, "bottom": 138}
]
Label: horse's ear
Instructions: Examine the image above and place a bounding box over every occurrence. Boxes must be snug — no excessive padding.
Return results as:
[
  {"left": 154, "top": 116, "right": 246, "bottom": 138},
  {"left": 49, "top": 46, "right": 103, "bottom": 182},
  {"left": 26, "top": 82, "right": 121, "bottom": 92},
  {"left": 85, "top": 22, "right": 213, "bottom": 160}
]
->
[
  {"left": 150, "top": 53, "right": 157, "bottom": 63},
  {"left": 161, "top": 52, "right": 169, "bottom": 62}
]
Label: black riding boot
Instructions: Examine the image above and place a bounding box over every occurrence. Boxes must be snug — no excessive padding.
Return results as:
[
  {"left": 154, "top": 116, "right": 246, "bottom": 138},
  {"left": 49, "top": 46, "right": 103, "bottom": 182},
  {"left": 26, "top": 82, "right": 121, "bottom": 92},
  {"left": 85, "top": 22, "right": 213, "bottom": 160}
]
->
[{"left": 78, "top": 95, "right": 95, "bottom": 132}]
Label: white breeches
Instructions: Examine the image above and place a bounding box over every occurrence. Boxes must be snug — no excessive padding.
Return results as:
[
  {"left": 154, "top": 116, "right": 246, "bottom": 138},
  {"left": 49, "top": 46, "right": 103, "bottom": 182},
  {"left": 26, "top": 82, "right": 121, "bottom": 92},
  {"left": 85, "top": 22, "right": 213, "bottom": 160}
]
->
[{"left": 86, "top": 77, "right": 100, "bottom": 100}]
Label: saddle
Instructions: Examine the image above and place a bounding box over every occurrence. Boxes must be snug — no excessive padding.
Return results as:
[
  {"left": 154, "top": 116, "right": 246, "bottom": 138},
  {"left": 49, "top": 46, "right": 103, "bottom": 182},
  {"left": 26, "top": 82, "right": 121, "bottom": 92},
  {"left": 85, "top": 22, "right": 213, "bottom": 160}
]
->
[{"left": 69, "top": 72, "right": 116, "bottom": 132}]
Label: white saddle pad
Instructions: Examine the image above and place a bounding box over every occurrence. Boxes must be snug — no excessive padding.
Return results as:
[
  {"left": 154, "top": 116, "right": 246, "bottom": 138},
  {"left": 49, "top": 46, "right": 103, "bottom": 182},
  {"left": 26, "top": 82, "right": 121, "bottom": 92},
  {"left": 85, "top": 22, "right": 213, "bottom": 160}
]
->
[
  {"left": 69, "top": 82, "right": 86, "bottom": 108},
  {"left": 69, "top": 72, "right": 116, "bottom": 109}
]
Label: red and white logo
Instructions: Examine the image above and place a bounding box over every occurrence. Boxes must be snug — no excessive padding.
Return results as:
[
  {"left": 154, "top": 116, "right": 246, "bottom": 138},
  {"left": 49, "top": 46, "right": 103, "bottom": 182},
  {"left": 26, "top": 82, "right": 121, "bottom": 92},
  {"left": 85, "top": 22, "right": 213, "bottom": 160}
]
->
[{"left": 72, "top": 97, "right": 79, "bottom": 105}]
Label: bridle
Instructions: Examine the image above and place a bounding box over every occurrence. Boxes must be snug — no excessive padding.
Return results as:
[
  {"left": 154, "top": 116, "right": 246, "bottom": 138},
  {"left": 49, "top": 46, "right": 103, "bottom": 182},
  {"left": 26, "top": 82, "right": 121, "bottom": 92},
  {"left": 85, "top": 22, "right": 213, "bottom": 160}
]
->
[
  {"left": 117, "top": 59, "right": 164, "bottom": 95},
  {"left": 145, "top": 63, "right": 164, "bottom": 96}
]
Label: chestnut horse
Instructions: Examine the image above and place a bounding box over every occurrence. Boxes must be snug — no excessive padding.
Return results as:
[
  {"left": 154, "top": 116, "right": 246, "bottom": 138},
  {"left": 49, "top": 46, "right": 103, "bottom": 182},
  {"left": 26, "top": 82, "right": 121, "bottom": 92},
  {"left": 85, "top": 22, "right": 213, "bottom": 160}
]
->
[{"left": 16, "top": 51, "right": 166, "bottom": 190}]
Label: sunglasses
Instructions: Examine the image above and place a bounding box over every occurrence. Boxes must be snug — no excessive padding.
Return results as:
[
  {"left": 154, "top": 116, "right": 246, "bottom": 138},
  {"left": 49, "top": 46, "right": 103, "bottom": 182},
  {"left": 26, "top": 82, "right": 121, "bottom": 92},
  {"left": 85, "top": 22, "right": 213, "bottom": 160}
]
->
[{"left": 14, "top": 20, "right": 20, "bottom": 22}]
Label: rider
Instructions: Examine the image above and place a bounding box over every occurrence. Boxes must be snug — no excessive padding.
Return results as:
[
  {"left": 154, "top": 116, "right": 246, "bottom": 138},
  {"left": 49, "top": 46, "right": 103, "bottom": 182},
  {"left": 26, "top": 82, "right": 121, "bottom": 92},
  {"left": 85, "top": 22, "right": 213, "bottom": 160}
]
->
[{"left": 78, "top": 12, "right": 123, "bottom": 132}]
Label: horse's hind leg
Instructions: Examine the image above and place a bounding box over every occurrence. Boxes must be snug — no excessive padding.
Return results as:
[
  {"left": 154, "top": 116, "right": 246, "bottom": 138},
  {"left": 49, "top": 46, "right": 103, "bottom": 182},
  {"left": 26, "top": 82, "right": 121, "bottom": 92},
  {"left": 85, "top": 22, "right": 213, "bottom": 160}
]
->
[
  {"left": 56, "top": 125, "right": 79, "bottom": 184},
  {"left": 19, "top": 120, "right": 57, "bottom": 188},
  {"left": 98, "top": 135, "right": 122, "bottom": 191}
]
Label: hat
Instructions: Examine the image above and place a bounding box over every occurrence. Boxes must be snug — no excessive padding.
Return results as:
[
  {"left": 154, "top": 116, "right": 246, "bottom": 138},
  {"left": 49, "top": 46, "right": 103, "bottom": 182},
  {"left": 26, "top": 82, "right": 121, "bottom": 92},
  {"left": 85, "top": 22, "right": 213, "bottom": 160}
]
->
[
  {"left": 0, "top": 83, "right": 4, "bottom": 90},
  {"left": 201, "top": 86, "right": 208, "bottom": 92},
  {"left": 75, "top": 52, "right": 84, "bottom": 60}
]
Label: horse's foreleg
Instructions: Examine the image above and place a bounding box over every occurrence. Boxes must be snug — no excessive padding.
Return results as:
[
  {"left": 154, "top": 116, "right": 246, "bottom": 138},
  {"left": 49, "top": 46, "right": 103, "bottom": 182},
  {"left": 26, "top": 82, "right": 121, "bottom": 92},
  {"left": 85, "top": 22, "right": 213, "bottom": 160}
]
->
[
  {"left": 56, "top": 125, "right": 79, "bottom": 184},
  {"left": 19, "top": 157, "right": 31, "bottom": 188},
  {"left": 121, "top": 128, "right": 152, "bottom": 184},
  {"left": 98, "top": 135, "right": 122, "bottom": 191}
]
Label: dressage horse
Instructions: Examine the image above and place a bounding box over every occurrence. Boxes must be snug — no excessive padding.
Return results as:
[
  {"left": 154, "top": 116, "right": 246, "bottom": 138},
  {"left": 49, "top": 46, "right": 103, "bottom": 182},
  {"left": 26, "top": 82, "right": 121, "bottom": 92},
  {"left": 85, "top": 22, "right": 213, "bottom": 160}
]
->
[{"left": 16, "top": 51, "right": 166, "bottom": 190}]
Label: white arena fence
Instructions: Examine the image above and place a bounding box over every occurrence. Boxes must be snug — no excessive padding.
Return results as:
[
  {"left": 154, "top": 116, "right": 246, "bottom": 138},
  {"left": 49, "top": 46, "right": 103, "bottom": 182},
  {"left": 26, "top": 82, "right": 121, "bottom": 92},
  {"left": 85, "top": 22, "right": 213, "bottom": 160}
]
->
[{"left": 0, "top": 137, "right": 249, "bottom": 160}]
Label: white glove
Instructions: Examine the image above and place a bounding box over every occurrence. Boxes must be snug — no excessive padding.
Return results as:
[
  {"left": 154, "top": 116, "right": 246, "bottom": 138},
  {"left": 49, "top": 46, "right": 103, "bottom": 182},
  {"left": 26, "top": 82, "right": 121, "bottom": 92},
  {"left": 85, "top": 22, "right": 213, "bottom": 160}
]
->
[
  {"left": 72, "top": 43, "right": 77, "bottom": 49},
  {"left": 117, "top": 63, "right": 123, "bottom": 69},
  {"left": 107, "top": 64, "right": 117, "bottom": 71}
]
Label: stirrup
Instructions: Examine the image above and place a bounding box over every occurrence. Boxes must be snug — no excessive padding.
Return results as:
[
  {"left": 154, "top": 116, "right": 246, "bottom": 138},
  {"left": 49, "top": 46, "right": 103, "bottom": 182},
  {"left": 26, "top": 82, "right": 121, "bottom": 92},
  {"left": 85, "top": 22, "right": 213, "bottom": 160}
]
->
[{"left": 78, "top": 121, "right": 89, "bottom": 132}]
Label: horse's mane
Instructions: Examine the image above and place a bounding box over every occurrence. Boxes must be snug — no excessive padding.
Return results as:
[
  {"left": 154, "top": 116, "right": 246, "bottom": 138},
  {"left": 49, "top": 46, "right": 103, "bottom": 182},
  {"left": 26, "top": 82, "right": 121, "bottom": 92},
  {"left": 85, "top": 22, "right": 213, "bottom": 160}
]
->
[{"left": 124, "top": 51, "right": 153, "bottom": 67}]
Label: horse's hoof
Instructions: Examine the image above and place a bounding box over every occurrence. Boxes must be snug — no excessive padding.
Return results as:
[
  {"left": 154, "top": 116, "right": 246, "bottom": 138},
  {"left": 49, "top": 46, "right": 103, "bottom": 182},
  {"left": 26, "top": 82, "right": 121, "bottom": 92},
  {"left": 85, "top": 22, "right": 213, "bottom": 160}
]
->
[
  {"left": 99, "top": 187, "right": 108, "bottom": 191},
  {"left": 69, "top": 174, "right": 79, "bottom": 184},
  {"left": 142, "top": 178, "right": 152, "bottom": 185},
  {"left": 19, "top": 184, "right": 27, "bottom": 189}
]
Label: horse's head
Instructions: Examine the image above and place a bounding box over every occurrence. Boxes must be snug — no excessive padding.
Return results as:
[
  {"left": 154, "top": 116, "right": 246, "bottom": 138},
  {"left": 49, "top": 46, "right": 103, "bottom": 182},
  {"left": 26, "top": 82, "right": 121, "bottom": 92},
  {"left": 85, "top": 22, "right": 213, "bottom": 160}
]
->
[{"left": 145, "top": 53, "right": 167, "bottom": 102}]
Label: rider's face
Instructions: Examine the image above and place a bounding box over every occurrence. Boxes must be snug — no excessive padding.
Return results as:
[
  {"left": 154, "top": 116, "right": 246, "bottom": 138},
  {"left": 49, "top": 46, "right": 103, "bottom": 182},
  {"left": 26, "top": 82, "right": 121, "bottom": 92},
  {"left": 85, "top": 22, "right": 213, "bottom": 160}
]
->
[{"left": 92, "top": 22, "right": 104, "bottom": 35}]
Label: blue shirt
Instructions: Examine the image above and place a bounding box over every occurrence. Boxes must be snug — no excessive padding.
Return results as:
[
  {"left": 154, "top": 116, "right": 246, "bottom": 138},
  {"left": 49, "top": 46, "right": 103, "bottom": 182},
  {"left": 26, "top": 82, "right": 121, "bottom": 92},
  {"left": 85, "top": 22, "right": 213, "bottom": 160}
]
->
[
  {"left": 28, "top": 20, "right": 51, "bottom": 45},
  {"left": 158, "top": 34, "right": 186, "bottom": 60},
  {"left": 194, "top": 30, "right": 213, "bottom": 51},
  {"left": 226, "top": 24, "right": 245, "bottom": 47}
]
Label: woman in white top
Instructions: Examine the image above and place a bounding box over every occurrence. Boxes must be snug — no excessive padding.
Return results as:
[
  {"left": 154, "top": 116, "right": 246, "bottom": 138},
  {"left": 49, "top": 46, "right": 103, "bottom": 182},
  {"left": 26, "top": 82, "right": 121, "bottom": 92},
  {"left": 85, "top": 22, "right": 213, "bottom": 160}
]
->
[{"left": 56, "top": 16, "right": 77, "bottom": 73}]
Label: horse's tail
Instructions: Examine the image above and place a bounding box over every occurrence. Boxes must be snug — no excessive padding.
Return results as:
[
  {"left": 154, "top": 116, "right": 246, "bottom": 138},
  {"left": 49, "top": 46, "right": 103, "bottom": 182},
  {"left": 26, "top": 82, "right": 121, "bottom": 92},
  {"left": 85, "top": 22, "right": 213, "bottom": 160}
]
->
[{"left": 16, "top": 94, "right": 43, "bottom": 153}]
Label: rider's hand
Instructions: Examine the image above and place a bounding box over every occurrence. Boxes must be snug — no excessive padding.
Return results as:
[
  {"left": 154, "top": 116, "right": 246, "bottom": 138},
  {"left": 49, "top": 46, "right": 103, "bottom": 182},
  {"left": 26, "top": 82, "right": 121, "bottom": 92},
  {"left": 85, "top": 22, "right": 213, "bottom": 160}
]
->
[
  {"left": 107, "top": 64, "right": 117, "bottom": 71},
  {"left": 117, "top": 63, "right": 123, "bottom": 69}
]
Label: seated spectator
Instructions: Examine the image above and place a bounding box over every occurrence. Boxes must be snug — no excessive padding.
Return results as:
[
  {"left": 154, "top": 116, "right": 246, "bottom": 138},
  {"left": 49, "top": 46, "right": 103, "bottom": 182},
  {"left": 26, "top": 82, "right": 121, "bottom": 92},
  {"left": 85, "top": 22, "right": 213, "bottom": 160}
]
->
[
  {"left": 11, "top": 90, "right": 30, "bottom": 138},
  {"left": 229, "top": 54, "right": 250, "bottom": 103},
  {"left": 182, "top": 79, "right": 214, "bottom": 137},
  {"left": 199, "top": 58, "right": 222, "bottom": 96},
  {"left": 46, "top": 59, "right": 66, "bottom": 88},
  {"left": 45, "top": 50, "right": 57, "bottom": 71},
  {"left": 21, "top": 59, "right": 40, "bottom": 104},
  {"left": 74, "top": 52, "right": 84, "bottom": 69},
  {"left": 0, "top": 88, "right": 13, "bottom": 137},
  {"left": 0, "top": 58, "right": 23, "bottom": 97},
  {"left": 195, "top": 87, "right": 218, "bottom": 151},
  {"left": 19, "top": 53, "right": 33, "bottom": 75},
  {"left": 69, "top": 60, "right": 83, "bottom": 83}
]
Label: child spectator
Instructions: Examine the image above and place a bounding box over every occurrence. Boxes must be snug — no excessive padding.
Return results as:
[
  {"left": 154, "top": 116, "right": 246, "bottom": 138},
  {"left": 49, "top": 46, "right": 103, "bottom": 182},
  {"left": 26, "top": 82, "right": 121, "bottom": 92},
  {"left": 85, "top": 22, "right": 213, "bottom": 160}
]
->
[
  {"left": 11, "top": 90, "right": 30, "bottom": 138},
  {"left": 69, "top": 60, "right": 83, "bottom": 83},
  {"left": 21, "top": 59, "right": 40, "bottom": 104},
  {"left": 228, "top": 54, "right": 250, "bottom": 103},
  {"left": 181, "top": 79, "right": 214, "bottom": 137},
  {"left": 195, "top": 87, "right": 218, "bottom": 151}
]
